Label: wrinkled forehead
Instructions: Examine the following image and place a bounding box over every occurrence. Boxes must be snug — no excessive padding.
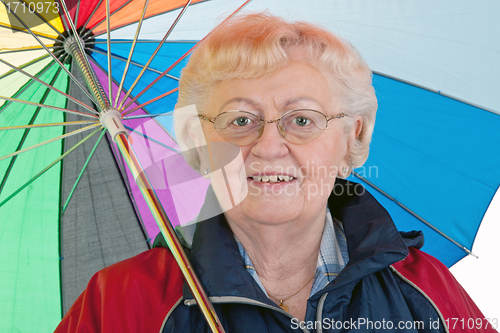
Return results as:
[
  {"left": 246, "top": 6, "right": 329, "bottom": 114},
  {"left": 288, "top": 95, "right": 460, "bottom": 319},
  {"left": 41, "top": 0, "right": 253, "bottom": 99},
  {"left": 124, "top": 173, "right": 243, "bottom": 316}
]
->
[{"left": 200, "top": 56, "right": 338, "bottom": 118}]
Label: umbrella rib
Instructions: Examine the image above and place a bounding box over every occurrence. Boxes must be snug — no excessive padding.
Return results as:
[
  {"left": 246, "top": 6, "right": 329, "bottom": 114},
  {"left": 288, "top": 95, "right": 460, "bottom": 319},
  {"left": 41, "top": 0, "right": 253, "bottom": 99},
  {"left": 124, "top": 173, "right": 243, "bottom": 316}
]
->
[
  {"left": 57, "top": 0, "right": 71, "bottom": 32},
  {"left": 81, "top": 27, "right": 95, "bottom": 40},
  {"left": 91, "top": 59, "right": 180, "bottom": 147},
  {"left": 116, "top": 0, "right": 192, "bottom": 111},
  {"left": 0, "top": 24, "right": 59, "bottom": 41},
  {"left": 105, "top": 0, "right": 112, "bottom": 106},
  {"left": 373, "top": 71, "right": 500, "bottom": 116},
  {"left": 18, "top": 0, "right": 64, "bottom": 38},
  {"left": 93, "top": 40, "right": 197, "bottom": 44},
  {"left": 91, "top": 0, "right": 214, "bottom": 37},
  {"left": 0, "top": 46, "right": 47, "bottom": 54},
  {"left": 121, "top": 87, "right": 178, "bottom": 117},
  {"left": 0, "top": 120, "right": 99, "bottom": 131},
  {"left": 119, "top": 0, "right": 252, "bottom": 112},
  {"left": 89, "top": 47, "right": 179, "bottom": 80},
  {"left": 88, "top": 56, "right": 153, "bottom": 115},
  {"left": 119, "top": 48, "right": 192, "bottom": 113},
  {"left": 110, "top": 141, "right": 152, "bottom": 247},
  {"left": 123, "top": 111, "right": 173, "bottom": 119},
  {"left": 113, "top": 0, "right": 151, "bottom": 108},
  {"left": 0, "top": 59, "right": 53, "bottom": 114},
  {"left": 0, "top": 0, "right": 104, "bottom": 110},
  {"left": 140, "top": 122, "right": 161, "bottom": 180},
  {"left": 0, "top": 127, "right": 103, "bottom": 209},
  {"left": 0, "top": 96, "right": 98, "bottom": 118},
  {"left": 124, "top": 125, "right": 179, "bottom": 153},
  {"left": 82, "top": 0, "right": 104, "bottom": 29},
  {"left": 74, "top": 0, "right": 82, "bottom": 28},
  {"left": 0, "top": 67, "right": 61, "bottom": 196},
  {"left": 0, "top": 57, "right": 98, "bottom": 114},
  {"left": 89, "top": 56, "right": 177, "bottom": 145},
  {"left": 89, "top": 0, "right": 134, "bottom": 34},
  {"left": 0, "top": 124, "right": 101, "bottom": 163},
  {"left": 0, "top": 54, "right": 49, "bottom": 81},
  {"left": 351, "top": 171, "right": 477, "bottom": 257},
  {"left": 61, "top": 129, "right": 106, "bottom": 212}
]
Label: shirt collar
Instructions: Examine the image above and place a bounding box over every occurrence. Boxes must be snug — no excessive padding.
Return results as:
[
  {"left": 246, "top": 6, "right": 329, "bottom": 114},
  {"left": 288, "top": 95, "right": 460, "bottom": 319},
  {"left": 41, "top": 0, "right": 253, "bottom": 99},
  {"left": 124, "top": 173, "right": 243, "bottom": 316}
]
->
[{"left": 234, "top": 208, "right": 349, "bottom": 298}]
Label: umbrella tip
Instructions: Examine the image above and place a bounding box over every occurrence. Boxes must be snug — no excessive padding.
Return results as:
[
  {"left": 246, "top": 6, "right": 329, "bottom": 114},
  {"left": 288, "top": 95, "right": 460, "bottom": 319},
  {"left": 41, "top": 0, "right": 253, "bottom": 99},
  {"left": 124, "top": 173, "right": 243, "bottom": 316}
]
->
[{"left": 464, "top": 247, "right": 479, "bottom": 258}]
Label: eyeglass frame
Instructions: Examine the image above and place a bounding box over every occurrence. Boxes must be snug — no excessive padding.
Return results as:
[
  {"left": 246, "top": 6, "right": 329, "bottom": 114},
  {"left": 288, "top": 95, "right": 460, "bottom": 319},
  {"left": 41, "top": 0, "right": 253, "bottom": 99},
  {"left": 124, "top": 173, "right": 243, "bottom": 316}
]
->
[{"left": 197, "top": 109, "right": 348, "bottom": 145}]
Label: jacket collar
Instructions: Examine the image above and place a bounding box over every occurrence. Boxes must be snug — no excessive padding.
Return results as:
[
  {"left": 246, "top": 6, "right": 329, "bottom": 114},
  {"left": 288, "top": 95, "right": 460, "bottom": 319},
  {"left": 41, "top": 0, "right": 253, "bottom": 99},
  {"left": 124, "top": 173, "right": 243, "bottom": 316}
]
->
[{"left": 182, "top": 179, "right": 411, "bottom": 304}]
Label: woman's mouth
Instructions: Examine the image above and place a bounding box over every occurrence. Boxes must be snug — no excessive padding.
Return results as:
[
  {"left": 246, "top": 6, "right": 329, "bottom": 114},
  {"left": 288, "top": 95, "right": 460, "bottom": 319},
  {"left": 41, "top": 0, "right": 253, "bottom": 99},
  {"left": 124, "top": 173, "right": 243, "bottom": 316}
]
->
[{"left": 249, "top": 175, "right": 295, "bottom": 183}]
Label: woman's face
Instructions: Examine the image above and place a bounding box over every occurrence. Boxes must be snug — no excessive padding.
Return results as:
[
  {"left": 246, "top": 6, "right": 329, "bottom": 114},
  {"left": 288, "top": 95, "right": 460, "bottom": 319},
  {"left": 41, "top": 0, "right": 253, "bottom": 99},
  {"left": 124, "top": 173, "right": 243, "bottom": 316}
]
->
[{"left": 199, "top": 60, "right": 361, "bottom": 226}]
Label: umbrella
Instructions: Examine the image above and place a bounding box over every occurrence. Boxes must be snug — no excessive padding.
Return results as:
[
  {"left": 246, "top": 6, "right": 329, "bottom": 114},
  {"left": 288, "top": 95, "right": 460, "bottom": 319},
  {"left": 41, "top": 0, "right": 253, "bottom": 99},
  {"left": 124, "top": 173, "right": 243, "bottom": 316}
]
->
[
  {"left": 1, "top": 0, "right": 499, "bottom": 331},
  {"left": 0, "top": 0, "right": 249, "bottom": 331}
]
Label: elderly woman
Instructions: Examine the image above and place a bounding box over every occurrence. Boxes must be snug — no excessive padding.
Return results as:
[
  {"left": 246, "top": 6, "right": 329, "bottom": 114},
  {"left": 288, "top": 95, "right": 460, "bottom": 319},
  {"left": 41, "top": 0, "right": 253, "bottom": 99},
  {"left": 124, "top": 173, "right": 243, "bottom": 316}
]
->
[{"left": 56, "top": 13, "right": 492, "bottom": 333}]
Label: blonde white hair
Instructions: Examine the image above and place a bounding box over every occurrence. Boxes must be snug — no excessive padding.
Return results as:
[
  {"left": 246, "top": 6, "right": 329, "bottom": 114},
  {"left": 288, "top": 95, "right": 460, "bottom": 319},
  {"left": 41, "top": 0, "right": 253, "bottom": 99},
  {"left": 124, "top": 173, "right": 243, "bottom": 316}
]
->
[{"left": 174, "top": 12, "right": 377, "bottom": 172}]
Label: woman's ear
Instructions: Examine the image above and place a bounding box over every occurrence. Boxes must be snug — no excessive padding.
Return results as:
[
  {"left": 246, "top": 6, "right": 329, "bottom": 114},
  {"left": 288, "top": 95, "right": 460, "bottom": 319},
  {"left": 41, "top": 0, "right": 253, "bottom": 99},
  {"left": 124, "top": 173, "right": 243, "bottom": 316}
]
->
[
  {"left": 339, "top": 115, "right": 363, "bottom": 178},
  {"left": 349, "top": 115, "right": 363, "bottom": 142},
  {"left": 186, "top": 117, "right": 206, "bottom": 147},
  {"left": 186, "top": 117, "right": 209, "bottom": 175}
]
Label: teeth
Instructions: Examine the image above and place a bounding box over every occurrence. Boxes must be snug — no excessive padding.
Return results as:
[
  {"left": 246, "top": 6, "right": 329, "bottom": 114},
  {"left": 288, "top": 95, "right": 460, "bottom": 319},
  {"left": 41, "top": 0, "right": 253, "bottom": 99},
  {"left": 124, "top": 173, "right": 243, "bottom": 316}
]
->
[{"left": 251, "top": 175, "right": 294, "bottom": 183}]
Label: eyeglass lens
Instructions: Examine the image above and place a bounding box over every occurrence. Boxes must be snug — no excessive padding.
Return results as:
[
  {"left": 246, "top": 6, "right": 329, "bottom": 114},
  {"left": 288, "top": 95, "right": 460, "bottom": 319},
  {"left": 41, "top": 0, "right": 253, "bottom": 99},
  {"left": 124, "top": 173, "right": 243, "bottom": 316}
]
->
[{"left": 213, "top": 110, "right": 328, "bottom": 145}]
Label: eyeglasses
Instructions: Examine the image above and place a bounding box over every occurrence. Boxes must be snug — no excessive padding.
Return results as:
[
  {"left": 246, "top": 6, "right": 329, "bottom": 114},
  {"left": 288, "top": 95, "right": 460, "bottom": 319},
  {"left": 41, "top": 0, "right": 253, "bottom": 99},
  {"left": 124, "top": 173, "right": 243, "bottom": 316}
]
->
[{"left": 198, "top": 109, "right": 347, "bottom": 145}]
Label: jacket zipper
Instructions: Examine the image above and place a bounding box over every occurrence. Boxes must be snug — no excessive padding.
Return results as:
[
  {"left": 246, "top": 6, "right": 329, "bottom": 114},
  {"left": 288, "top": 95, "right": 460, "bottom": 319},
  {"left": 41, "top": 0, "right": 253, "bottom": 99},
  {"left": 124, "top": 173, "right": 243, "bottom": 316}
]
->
[
  {"left": 183, "top": 296, "right": 311, "bottom": 333},
  {"left": 389, "top": 265, "right": 450, "bottom": 333},
  {"left": 315, "top": 293, "right": 329, "bottom": 333},
  {"left": 159, "top": 297, "right": 183, "bottom": 333}
]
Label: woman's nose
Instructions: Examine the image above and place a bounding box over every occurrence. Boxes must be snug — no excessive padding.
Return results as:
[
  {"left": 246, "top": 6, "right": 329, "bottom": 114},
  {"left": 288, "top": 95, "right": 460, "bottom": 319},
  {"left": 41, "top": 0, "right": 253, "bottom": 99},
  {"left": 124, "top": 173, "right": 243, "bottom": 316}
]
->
[{"left": 249, "top": 121, "right": 289, "bottom": 159}]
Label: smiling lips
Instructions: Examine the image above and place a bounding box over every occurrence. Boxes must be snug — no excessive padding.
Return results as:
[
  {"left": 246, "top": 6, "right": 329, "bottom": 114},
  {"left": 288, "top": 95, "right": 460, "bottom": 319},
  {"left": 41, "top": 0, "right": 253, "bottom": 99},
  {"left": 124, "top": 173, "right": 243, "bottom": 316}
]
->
[{"left": 251, "top": 175, "right": 295, "bottom": 183}]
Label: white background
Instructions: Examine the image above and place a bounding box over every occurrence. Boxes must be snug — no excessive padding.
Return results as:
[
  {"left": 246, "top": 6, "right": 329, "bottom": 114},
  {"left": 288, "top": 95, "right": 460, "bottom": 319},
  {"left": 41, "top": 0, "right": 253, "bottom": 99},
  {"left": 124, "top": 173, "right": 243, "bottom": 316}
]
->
[{"left": 450, "top": 189, "right": 500, "bottom": 321}]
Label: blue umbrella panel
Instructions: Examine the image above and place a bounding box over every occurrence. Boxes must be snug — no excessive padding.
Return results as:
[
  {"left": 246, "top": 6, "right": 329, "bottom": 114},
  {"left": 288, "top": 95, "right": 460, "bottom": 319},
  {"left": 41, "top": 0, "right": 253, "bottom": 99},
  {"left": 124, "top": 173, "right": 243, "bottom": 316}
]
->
[{"left": 349, "top": 74, "right": 500, "bottom": 267}]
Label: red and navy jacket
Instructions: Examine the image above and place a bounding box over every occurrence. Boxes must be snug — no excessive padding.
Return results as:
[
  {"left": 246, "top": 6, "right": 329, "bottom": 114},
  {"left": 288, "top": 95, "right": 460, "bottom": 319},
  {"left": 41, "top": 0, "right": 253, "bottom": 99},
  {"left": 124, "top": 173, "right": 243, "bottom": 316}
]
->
[{"left": 55, "top": 180, "right": 496, "bottom": 332}]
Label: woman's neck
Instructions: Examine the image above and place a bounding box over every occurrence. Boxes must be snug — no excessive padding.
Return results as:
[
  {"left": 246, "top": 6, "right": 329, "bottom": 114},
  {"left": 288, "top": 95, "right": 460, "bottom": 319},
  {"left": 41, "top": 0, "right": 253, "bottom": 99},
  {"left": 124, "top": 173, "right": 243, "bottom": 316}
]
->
[
  {"left": 226, "top": 208, "right": 327, "bottom": 320},
  {"left": 230, "top": 217, "right": 324, "bottom": 278}
]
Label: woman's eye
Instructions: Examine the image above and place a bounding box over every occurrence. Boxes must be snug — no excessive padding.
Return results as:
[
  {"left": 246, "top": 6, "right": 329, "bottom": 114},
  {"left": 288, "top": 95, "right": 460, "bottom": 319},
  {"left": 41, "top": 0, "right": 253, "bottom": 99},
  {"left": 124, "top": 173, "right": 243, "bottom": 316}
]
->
[
  {"left": 293, "top": 116, "right": 311, "bottom": 126},
  {"left": 233, "top": 117, "right": 251, "bottom": 126}
]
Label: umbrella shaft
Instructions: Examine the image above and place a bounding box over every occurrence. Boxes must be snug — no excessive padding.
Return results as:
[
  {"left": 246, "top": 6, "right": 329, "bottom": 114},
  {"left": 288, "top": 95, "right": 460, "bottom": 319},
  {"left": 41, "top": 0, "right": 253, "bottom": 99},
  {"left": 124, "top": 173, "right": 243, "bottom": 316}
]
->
[
  {"left": 65, "top": 36, "right": 110, "bottom": 111},
  {"left": 115, "top": 134, "right": 226, "bottom": 333}
]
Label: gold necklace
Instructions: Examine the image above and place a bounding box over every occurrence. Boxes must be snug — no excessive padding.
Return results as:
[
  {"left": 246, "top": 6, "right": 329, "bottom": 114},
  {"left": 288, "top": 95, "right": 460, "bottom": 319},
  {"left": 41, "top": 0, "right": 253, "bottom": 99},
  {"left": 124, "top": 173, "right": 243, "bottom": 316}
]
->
[{"left": 268, "top": 275, "right": 315, "bottom": 312}]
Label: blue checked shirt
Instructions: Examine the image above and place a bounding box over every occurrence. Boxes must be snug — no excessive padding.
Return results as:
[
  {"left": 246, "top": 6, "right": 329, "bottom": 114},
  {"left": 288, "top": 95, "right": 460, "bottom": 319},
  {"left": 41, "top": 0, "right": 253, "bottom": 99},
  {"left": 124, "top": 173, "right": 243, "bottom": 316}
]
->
[{"left": 235, "top": 208, "right": 349, "bottom": 298}]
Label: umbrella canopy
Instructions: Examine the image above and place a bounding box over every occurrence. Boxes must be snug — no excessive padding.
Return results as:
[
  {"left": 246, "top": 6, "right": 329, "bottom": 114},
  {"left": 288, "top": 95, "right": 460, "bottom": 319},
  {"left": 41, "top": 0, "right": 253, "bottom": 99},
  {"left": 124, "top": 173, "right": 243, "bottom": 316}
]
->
[
  {"left": 0, "top": 0, "right": 219, "bottom": 331},
  {"left": 0, "top": 0, "right": 499, "bottom": 332},
  {"left": 111, "top": 0, "right": 500, "bottom": 267}
]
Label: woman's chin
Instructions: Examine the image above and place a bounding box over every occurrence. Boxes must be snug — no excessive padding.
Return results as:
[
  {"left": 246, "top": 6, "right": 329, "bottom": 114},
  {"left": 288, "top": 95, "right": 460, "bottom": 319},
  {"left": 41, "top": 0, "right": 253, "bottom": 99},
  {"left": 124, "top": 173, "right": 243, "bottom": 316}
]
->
[
  {"left": 229, "top": 188, "right": 305, "bottom": 225},
  {"left": 237, "top": 207, "right": 301, "bottom": 226}
]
